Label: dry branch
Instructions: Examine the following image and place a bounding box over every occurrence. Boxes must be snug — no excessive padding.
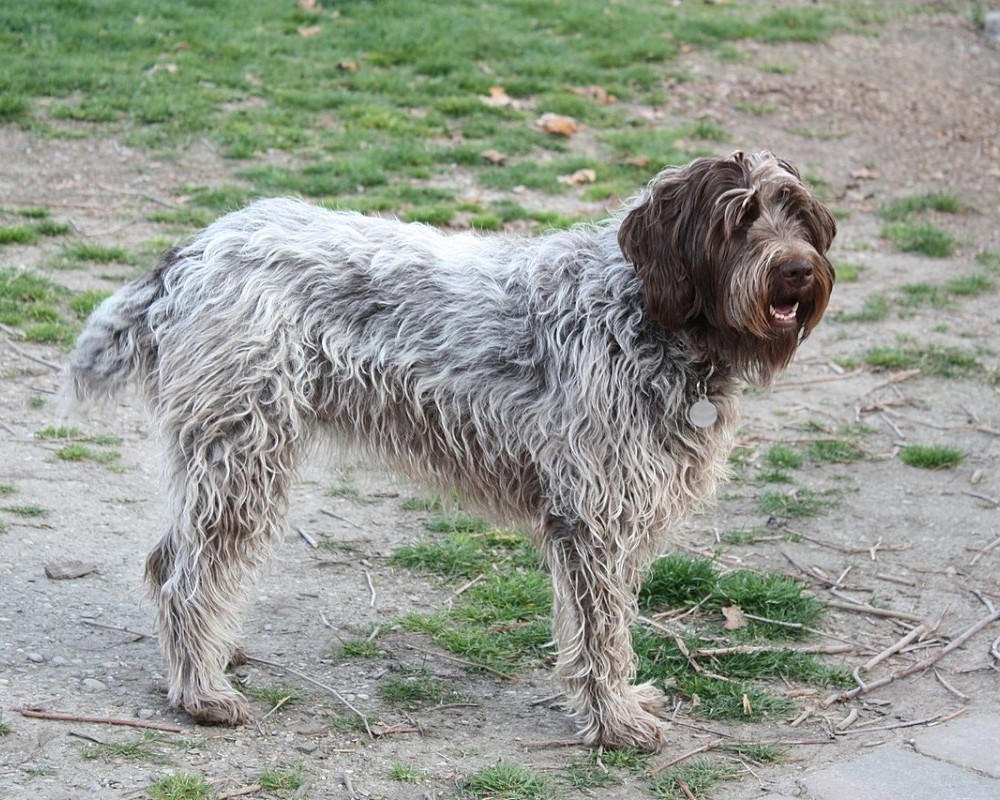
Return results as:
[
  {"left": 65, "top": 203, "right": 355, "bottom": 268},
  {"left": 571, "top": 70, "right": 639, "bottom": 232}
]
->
[{"left": 16, "top": 708, "right": 182, "bottom": 733}]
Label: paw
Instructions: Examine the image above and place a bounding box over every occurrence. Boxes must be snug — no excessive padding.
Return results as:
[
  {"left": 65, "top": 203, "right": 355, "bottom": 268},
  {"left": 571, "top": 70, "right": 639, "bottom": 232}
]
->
[
  {"left": 584, "top": 708, "right": 667, "bottom": 752},
  {"left": 181, "top": 690, "right": 252, "bottom": 726}
]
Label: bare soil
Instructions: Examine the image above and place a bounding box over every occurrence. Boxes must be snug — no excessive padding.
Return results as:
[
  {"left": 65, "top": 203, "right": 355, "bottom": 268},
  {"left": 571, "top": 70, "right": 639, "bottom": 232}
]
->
[{"left": 2, "top": 9, "right": 999, "bottom": 799}]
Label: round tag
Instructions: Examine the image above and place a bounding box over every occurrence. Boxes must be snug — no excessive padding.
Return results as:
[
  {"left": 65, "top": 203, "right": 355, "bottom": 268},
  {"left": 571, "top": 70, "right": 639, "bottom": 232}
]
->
[{"left": 687, "top": 399, "right": 718, "bottom": 428}]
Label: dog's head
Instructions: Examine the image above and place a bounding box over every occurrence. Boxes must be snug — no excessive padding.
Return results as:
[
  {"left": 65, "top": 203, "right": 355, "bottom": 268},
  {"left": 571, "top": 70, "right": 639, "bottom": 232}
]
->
[{"left": 618, "top": 151, "right": 836, "bottom": 384}]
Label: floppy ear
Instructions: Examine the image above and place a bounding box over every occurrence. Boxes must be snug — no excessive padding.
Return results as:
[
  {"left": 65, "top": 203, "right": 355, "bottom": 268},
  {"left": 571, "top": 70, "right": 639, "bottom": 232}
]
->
[
  {"left": 618, "top": 156, "right": 748, "bottom": 330},
  {"left": 618, "top": 167, "right": 699, "bottom": 330}
]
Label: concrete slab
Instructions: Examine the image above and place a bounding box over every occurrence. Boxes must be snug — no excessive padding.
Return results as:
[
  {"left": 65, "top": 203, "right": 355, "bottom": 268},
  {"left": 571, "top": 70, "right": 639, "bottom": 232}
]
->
[
  {"left": 912, "top": 713, "right": 1000, "bottom": 779},
  {"left": 798, "top": 745, "right": 1000, "bottom": 800}
]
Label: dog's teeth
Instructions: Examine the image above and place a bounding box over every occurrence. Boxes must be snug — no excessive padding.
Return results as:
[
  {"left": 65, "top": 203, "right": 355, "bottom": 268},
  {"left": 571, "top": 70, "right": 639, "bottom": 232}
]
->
[{"left": 769, "top": 302, "right": 799, "bottom": 322}]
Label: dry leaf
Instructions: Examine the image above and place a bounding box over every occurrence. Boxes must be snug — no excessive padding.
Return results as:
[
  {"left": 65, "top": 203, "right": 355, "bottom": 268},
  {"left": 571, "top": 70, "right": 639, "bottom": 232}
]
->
[
  {"left": 536, "top": 112, "right": 579, "bottom": 137},
  {"left": 297, "top": 25, "right": 323, "bottom": 38},
  {"left": 480, "top": 149, "right": 507, "bottom": 165},
  {"left": 299, "top": 0, "right": 320, "bottom": 9},
  {"left": 742, "top": 693, "right": 753, "bottom": 715},
  {"left": 558, "top": 168, "right": 596, "bottom": 186},
  {"left": 721, "top": 604, "right": 748, "bottom": 630},
  {"left": 624, "top": 155, "right": 651, "bottom": 168},
  {"left": 568, "top": 85, "right": 617, "bottom": 105},
  {"left": 337, "top": 60, "right": 358, "bottom": 72},
  {"left": 851, "top": 168, "right": 878, "bottom": 180},
  {"left": 481, "top": 86, "right": 513, "bottom": 108}
]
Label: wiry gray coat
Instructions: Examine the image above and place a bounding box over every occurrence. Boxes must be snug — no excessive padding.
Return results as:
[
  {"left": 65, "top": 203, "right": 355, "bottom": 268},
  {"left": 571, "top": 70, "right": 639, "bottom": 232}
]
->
[{"left": 68, "top": 151, "right": 835, "bottom": 749}]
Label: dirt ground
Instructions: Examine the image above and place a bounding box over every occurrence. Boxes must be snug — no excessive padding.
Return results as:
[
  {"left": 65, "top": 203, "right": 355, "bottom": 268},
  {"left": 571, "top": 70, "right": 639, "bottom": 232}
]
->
[{"left": 2, "top": 8, "right": 1000, "bottom": 799}]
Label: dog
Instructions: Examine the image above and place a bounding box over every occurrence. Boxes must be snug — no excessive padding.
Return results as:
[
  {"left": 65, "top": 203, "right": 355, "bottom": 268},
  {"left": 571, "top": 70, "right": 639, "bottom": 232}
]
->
[{"left": 67, "top": 150, "right": 835, "bottom": 750}]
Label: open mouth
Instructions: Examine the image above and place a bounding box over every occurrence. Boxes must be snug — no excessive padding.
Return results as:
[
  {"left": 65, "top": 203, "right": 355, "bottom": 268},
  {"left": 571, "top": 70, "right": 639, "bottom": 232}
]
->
[{"left": 768, "top": 301, "right": 799, "bottom": 329}]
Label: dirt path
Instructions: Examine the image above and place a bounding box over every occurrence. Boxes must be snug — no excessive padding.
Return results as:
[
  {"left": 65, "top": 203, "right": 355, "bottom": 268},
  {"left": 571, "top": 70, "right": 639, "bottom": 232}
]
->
[{"left": 2, "top": 9, "right": 999, "bottom": 800}]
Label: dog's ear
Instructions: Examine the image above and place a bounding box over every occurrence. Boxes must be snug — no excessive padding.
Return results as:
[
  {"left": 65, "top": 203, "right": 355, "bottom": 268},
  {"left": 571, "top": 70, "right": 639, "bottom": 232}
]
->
[
  {"left": 619, "top": 157, "right": 747, "bottom": 330},
  {"left": 804, "top": 197, "right": 837, "bottom": 255}
]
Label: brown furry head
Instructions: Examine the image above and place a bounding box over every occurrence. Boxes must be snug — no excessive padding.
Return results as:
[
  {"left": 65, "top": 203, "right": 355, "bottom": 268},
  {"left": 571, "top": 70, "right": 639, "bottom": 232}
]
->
[{"left": 618, "top": 150, "right": 836, "bottom": 384}]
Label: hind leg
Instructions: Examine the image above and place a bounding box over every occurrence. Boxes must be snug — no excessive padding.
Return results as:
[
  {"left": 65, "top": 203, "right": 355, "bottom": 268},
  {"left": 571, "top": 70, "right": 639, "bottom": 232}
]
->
[{"left": 147, "top": 405, "right": 299, "bottom": 725}]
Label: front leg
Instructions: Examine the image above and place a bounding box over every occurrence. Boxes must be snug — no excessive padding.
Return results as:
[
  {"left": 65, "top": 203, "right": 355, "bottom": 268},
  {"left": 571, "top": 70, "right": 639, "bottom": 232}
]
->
[{"left": 540, "top": 516, "right": 667, "bottom": 750}]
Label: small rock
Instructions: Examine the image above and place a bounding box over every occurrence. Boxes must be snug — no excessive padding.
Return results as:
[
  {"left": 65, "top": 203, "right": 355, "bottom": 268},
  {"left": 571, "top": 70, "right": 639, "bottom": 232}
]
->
[
  {"left": 81, "top": 678, "right": 107, "bottom": 692},
  {"left": 51, "top": 656, "right": 70, "bottom": 666},
  {"left": 26, "top": 652, "right": 44, "bottom": 663},
  {"left": 137, "top": 708, "right": 155, "bottom": 719},
  {"left": 985, "top": 12, "right": 1000, "bottom": 43}
]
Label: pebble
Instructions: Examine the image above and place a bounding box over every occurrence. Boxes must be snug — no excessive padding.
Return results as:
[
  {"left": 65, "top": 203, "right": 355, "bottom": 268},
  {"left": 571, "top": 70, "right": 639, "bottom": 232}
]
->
[
  {"left": 137, "top": 708, "right": 155, "bottom": 719},
  {"left": 51, "top": 656, "right": 70, "bottom": 666},
  {"left": 26, "top": 652, "right": 44, "bottom": 663},
  {"left": 81, "top": 677, "right": 107, "bottom": 692}
]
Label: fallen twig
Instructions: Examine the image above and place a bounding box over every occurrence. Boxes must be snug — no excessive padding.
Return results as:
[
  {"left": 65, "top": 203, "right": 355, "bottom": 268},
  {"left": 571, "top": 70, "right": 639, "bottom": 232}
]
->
[
  {"left": 80, "top": 618, "right": 151, "bottom": 640},
  {"left": 969, "top": 535, "right": 1000, "bottom": 566},
  {"left": 651, "top": 738, "right": 726, "bottom": 774},
  {"left": 244, "top": 655, "right": 374, "bottom": 739},
  {"left": 837, "top": 707, "right": 966, "bottom": 735},
  {"left": 16, "top": 708, "right": 182, "bottom": 733},
  {"left": 824, "top": 600, "right": 924, "bottom": 623},
  {"left": 362, "top": 567, "right": 376, "bottom": 608},
  {"left": 217, "top": 784, "right": 263, "bottom": 800},
  {"left": 401, "top": 643, "right": 510, "bottom": 678},
  {"left": 297, "top": 526, "right": 319, "bottom": 549},
  {"left": 823, "top": 605, "right": 1000, "bottom": 707}
]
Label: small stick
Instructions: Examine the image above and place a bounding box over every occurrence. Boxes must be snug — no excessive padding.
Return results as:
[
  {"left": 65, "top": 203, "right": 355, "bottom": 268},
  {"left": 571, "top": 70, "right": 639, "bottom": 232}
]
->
[
  {"left": 876, "top": 572, "right": 917, "bottom": 587},
  {"left": 862, "top": 625, "right": 927, "bottom": 671},
  {"left": 933, "top": 669, "right": 970, "bottom": 702},
  {"left": 693, "top": 644, "right": 854, "bottom": 658},
  {"left": 7, "top": 342, "right": 62, "bottom": 371},
  {"left": 650, "top": 738, "right": 726, "bottom": 774},
  {"left": 16, "top": 708, "right": 182, "bottom": 733},
  {"left": 969, "top": 535, "right": 1000, "bottom": 567},
  {"left": 244, "top": 655, "right": 373, "bottom": 739},
  {"left": 825, "top": 600, "right": 924, "bottom": 623},
  {"left": 823, "top": 606, "right": 1000, "bottom": 707},
  {"left": 401, "top": 643, "right": 510, "bottom": 678},
  {"left": 964, "top": 492, "right": 1000, "bottom": 508},
  {"left": 834, "top": 708, "right": 859, "bottom": 732},
  {"left": 217, "top": 785, "right": 264, "bottom": 800},
  {"left": 80, "top": 619, "right": 152, "bottom": 640},
  {"left": 362, "top": 568, "right": 376, "bottom": 608},
  {"left": 788, "top": 706, "right": 815, "bottom": 728},
  {"left": 297, "top": 526, "right": 319, "bottom": 549},
  {"left": 838, "top": 708, "right": 964, "bottom": 735}
]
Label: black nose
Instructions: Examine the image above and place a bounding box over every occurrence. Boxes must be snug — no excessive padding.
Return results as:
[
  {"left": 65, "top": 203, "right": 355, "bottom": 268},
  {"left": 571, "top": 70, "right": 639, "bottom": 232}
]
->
[{"left": 780, "top": 260, "right": 814, "bottom": 287}]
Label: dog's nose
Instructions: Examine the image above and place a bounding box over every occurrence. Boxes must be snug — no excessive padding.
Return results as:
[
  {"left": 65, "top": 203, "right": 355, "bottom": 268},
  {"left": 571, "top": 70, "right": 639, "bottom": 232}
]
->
[{"left": 780, "top": 260, "right": 813, "bottom": 287}]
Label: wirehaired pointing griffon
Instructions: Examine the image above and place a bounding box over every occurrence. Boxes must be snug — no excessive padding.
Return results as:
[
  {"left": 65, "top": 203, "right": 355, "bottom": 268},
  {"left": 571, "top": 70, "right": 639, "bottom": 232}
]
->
[{"left": 68, "top": 151, "right": 835, "bottom": 750}]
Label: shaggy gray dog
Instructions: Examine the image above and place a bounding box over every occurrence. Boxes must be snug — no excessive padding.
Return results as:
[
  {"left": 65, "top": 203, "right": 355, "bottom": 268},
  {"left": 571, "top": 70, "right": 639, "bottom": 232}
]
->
[{"left": 68, "top": 150, "right": 835, "bottom": 750}]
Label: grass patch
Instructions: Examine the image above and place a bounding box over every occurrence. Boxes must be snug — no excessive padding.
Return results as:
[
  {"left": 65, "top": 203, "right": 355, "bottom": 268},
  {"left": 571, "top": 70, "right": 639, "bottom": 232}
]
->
[
  {"left": 1, "top": 0, "right": 876, "bottom": 215},
  {"left": 61, "top": 242, "right": 134, "bottom": 264},
  {"left": 649, "top": 760, "right": 739, "bottom": 800},
  {"left": 765, "top": 443, "right": 803, "bottom": 470},
  {"left": 339, "top": 638, "right": 382, "bottom": 658},
  {"left": 0, "top": 484, "right": 16, "bottom": 496},
  {"left": 0, "top": 225, "right": 38, "bottom": 246},
  {"left": 389, "top": 763, "right": 423, "bottom": 783},
  {"left": 148, "top": 773, "right": 212, "bottom": 800},
  {"left": 809, "top": 439, "right": 865, "bottom": 463},
  {"left": 759, "top": 488, "right": 834, "bottom": 519},
  {"left": 881, "top": 222, "right": 956, "bottom": 258},
  {"left": 1, "top": 504, "right": 46, "bottom": 518},
  {"left": 462, "top": 762, "right": 550, "bottom": 800},
  {"left": 899, "top": 445, "right": 964, "bottom": 470},
  {"left": 380, "top": 671, "right": 465, "bottom": 710},
  {"left": 259, "top": 766, "right": 304, "bottom": 796},
  {"left": 242, "top": 682, "right": 304, "bottom": 709},
  {"left": 864, "top": 344, "right": 983, "bottom": 378},
  {"left": 878, "top": 192, "right": 967, "bottom": 221},
  {"left": 80, "top": 733, "right": 168, "bottom": 764},
  {"left": 835, "top": 293, "right": 889, "bottom": 323}
]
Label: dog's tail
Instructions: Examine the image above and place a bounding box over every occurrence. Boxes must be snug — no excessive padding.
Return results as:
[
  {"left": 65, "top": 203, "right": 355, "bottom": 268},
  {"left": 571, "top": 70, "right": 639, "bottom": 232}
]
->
[{"left": 66, "top": 248, "right": 175, "bottom": 404}]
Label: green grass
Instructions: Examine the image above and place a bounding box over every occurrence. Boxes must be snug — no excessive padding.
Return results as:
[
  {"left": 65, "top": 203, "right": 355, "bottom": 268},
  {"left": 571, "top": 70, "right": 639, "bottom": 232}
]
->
[
  {"left": 0, "top": 0, "right": 878, "bottom": 217},
  {"left": 0, "top": 720, "right": 11, "bottom": 736},
  {"left": 809, "top": 439, "right": 865, "bottom": 463},
  {"left": 758, "top": 488, "right": 834, "bottom": 519},
  {"left": 259, "top": 766, "right": 304, "bottom": 796},
  {"left": 380, "top": 671, "right": 466, "bottom": 710},
  {"left": 0, "top": 484, "right": 16, "bottom": 497},
  {"left": 389, "top": 763, "right": 423, "bottom": 783},
  {"left": 462, "top": 762, "right": 551, "bottom": 800},
  {"left": 864, "top": 344, "right": 984, "bottom": 378},
  {"left": 765, "top": 443, "right": 803, "bottom": 470},
  {"left": 80, "top": 733, "right": 168, "bottom": 764},
  {"left": 881, "top": 222, "right": 956, "bottom": 257},
  {"left": 878, "top": 192, "right": 967, "bottom": 221},
  {"left": 649, "top": 760, "right": 739, "bottom": 800},
  {"left": 148, "top": 773, "right": 212, "bottom": 800},
  {"left": 61, "top": 242, "right": 134, "bottom": 264},
  {"left": 1, "top": 505, "right": 47, "bottom": 518},
  {"left": 243, "top": 682, "right": 304, "bottom": 709},
  {"left": 835, "top": 293, "right": 889, "bottom": 323},
  {"left": 899, "top": 445, "right": 964, "bottom": 469}
]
